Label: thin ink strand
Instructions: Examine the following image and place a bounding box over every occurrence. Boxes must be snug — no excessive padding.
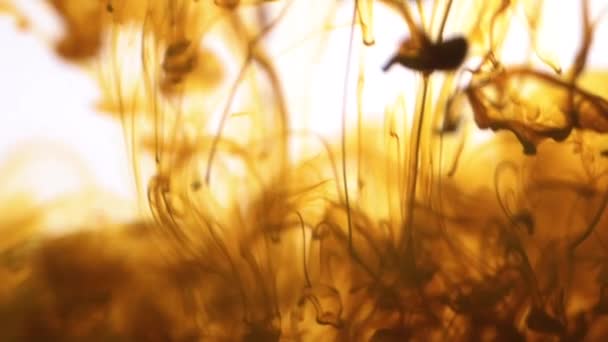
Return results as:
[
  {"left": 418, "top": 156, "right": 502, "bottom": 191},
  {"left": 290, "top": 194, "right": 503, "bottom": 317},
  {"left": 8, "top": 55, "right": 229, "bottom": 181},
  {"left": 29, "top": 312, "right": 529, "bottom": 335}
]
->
[{"left": 342, "top": 0, "right": 358, "bottom": 256}]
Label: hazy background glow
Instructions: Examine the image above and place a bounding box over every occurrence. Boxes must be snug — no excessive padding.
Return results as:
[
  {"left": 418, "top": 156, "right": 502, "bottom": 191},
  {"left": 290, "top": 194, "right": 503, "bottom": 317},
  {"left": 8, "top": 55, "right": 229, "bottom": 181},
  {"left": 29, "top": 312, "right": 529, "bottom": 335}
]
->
[{"left": 0, "top": 0, "right": 606, "bottom": 211}]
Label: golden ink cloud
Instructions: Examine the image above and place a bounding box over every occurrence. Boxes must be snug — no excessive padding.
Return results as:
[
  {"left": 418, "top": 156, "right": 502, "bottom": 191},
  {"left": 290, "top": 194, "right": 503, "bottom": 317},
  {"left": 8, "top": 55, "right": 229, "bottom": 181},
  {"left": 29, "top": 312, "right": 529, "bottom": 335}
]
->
[{"left": 1, "top": 0, "right": 608, "bottom": 341}]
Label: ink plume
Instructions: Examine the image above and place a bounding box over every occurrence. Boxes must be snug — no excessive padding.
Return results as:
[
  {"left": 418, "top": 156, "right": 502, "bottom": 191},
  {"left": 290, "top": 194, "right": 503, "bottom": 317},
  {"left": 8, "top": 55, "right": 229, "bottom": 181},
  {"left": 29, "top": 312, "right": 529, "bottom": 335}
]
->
[{"left": 1, "top": 0, "right": 608, "bottom": 341}]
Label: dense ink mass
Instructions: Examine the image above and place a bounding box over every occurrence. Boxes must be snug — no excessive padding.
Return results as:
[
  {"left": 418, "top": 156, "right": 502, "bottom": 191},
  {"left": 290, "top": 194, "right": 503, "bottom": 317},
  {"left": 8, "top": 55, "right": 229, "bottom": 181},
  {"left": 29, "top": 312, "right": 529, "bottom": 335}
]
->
[{"left": 383, "top": 35, "right": 468, "bottom": 73}]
